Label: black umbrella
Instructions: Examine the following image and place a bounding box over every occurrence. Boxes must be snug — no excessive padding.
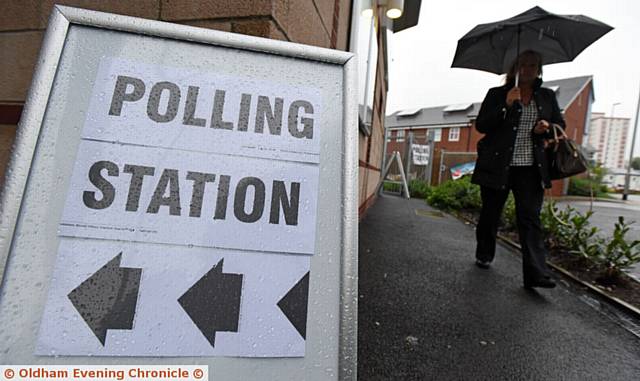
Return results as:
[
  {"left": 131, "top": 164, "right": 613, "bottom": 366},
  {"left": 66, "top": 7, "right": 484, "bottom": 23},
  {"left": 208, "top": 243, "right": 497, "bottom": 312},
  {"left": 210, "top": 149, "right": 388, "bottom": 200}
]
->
[{"left": 451, "top": 6, "right": 613, "bottom": 83}]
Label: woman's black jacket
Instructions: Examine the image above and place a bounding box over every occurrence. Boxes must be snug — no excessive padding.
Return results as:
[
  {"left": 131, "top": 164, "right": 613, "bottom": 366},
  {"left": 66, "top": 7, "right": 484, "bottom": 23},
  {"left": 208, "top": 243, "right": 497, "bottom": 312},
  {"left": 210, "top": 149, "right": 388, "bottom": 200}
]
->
[{"left": 470, "top": 78, "right": 565, "bottom": 190}]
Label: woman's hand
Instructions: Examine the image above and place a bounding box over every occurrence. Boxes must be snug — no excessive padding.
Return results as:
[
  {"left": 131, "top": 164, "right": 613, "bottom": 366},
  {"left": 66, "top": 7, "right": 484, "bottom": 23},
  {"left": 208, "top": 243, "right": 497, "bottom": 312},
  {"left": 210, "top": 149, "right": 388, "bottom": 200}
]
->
[
  {"left": 506, "top": 87, "right": 521, "bottom": 107},
  {"left": 533, "top": 119, "right": 550, "bottom": 134}
]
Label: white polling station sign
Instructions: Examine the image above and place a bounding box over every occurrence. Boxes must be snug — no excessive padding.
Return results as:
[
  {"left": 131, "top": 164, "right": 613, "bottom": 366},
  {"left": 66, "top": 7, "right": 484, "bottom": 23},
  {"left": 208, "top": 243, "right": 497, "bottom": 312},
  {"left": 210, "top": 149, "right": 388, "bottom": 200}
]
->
[
  {"left": 411, "top": 144, "right": 430, "bottom": 165},
  {"left": 41, "top": 56, "right": 318, "bottom": 356},
  {"left": 0, "top": 6, "right": 357, "bottom": 378}
]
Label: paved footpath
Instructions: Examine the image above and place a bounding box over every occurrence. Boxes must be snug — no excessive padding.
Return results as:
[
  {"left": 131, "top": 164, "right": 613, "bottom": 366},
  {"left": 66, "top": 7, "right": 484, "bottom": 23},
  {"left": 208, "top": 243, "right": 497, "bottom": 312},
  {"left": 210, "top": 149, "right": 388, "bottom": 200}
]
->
[{"left": 358, "top": 194, "right": 640, "bottom": 381}]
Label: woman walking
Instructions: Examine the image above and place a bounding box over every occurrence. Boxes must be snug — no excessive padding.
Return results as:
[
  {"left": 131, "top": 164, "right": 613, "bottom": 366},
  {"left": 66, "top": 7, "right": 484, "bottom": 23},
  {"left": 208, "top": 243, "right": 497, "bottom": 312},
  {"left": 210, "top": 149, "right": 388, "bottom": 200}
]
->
[{"left": 471, "top": 50, "right": 564, "bottom": 289}]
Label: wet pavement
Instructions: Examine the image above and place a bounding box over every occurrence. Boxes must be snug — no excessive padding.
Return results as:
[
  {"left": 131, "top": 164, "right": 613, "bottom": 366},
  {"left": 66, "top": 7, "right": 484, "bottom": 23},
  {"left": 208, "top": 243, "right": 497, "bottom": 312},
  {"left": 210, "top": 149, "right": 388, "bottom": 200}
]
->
[{"left": 358, "top": 194, "right": 640, "bottom": 380}]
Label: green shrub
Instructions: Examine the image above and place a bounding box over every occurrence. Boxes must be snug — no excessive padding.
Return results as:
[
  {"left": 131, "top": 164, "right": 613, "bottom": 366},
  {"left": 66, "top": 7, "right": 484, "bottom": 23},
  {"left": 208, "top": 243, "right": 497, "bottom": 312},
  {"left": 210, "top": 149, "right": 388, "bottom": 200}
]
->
[
  {"left": 408, "top": 179, "right": 431, "bottom": 199},
  {"left": 382, "top": 181, "right": 401, "bottom": 193},
  {"left": 541, "top": 201, "right": 563, "bottom": 247},
  {"left": 565, "top": 210, "right": 600, "bottom": 260},
  {"left": 568, "top": 164, "right": 610, "bottom": 197},
  {"left": 540, "top": 202, "right": 640, "bottom": 280},
  {"left": 573, "top": 235, "right": 604, "bottom": 264},
  {"left": 427, "top": 182, "right": 640, "bottom": 284},
  {"left": 541, "top": 201, "right": 573, "bottom": 247},
  {"left": 501, "top": 194, "right": 516, "bottom": 231},
  {"left": 598, "top": 217, "right": 640, "bottom": 279},
  {"left": 568, "top": 177, "right": 609, "bottom": 198},
  {"left": 427, "top": 176, "right": 481, "bottom": 211},
  {"left": 540, "top": 201, "right": 598, "bottom": 258}
]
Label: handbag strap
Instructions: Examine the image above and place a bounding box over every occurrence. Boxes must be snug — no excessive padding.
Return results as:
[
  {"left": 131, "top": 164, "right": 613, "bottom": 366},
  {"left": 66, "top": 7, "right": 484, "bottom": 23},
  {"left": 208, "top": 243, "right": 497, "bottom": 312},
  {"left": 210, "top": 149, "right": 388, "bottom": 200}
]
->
[
  {"left": 544, "top": 171, "right": 593, "bottom": 226},
  {"left": 545, "top": 188, "right": 570, "bottom": 226},
  {"left": 551, "top": 123, "right": 568, "bottom": 141},
  {"left": 544, "top": 123, "right": 594, "bottom": 220}
]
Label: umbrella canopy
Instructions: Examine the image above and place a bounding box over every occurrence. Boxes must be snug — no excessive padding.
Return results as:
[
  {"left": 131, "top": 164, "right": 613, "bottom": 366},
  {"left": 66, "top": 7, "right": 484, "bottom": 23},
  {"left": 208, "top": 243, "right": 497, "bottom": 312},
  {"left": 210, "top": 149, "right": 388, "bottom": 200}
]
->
[{"left": 451, "top": 6, "right": 613, "bottom": 75}]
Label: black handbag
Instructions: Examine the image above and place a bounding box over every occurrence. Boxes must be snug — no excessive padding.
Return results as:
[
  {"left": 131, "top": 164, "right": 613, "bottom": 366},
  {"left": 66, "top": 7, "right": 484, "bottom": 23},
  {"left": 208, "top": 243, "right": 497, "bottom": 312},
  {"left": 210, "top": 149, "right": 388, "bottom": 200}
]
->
[{"left": 546, "top": 124, "right": 588, "bottom": 180}]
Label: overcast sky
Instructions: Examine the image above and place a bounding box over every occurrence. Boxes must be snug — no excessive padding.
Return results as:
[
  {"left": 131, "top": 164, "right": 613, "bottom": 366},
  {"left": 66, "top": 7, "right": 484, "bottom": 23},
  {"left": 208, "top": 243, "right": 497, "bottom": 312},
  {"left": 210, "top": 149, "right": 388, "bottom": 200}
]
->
[{"left": 386, "top": 0, "right": 640, "bottom": 155}]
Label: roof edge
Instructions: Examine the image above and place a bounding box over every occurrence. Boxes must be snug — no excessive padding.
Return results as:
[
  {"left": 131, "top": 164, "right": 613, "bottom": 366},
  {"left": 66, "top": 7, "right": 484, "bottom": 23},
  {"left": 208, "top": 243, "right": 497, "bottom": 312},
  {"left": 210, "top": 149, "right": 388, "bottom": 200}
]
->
[{"left": 560, "top": 76, "right": 593, "bottom": 112}]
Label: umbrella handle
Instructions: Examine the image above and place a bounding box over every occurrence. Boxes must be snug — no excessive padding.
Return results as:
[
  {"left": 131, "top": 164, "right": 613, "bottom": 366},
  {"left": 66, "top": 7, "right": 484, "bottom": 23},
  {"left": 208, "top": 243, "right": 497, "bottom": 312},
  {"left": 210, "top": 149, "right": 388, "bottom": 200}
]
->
[{"left": 514, "top": 24, "right": 521, "bottom": 88}]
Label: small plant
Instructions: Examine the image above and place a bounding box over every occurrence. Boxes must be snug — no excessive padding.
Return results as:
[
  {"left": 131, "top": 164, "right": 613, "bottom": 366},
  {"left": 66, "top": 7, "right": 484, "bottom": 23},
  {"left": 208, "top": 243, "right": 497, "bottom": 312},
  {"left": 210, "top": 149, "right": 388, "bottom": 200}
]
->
[
  {"left": 541, "top": 202, "right": 640, "bottom": 285},
  {"left": 568, "top": 178, "right": 609, "bottom": 198},
  {"left": 541, "top": 201, "right": 600, "bottom": 264},
  {"left": 568, "top": 163, "right": 610, "bottom": 198},
  {"left": 541, "top": 201, "right": 574, "bottom": 249},
  {"left": 382, "top": 181, "right": 401, "bottom": 193},
  {"left": 572, "top": 235, "right": 604, "bottom": 265},
  {"left": 565, "top": 210, "right": 599, "bottom": 256},
  {"left": 500, "top": 194, "right": 516, "bottom": 231},
  {"left": 408, "top": 179, "right": 431, "bottom": 199},
  {"left": 597, "top": 217, "right": 640, "bottom": 281}
]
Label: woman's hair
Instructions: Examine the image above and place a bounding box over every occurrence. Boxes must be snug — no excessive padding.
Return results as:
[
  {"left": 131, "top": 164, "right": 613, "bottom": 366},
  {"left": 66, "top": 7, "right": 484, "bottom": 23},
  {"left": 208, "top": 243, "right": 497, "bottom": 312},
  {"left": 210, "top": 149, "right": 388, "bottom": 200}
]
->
[{"left": 505, "top": 50, "right": 543, "bottom": 84}]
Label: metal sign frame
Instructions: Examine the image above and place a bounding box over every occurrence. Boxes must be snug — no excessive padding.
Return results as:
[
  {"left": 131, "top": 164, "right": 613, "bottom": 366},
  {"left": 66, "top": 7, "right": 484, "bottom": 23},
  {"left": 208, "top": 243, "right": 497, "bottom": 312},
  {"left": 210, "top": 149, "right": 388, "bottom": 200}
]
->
[{"left": 0, "top": 5, "right": 357, "bottom": 380}]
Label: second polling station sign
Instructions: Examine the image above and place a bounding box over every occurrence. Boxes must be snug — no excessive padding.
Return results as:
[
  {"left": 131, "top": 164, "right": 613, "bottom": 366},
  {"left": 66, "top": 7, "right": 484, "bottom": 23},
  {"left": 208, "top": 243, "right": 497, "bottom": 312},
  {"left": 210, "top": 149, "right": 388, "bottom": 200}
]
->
[{"left": 0, "top": 6, "right": 357, "bottom": 381}]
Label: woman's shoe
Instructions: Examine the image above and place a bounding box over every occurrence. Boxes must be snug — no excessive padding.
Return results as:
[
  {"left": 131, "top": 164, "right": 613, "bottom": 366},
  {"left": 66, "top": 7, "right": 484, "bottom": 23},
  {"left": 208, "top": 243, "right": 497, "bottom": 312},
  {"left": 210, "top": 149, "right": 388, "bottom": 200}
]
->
[
  {"left": 475, "top": 259, "right": 491, "bottom": 269},
  {"left": 524, "top": 277, "right": 556, "bottom": 289}
]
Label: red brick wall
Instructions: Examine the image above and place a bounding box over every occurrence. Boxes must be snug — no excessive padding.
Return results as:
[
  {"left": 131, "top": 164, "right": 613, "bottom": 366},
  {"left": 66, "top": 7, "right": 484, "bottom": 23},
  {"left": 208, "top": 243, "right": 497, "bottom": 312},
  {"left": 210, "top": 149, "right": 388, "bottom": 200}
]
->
[{"left": 562, "top": 84, "right": 591, "bottom": 145}]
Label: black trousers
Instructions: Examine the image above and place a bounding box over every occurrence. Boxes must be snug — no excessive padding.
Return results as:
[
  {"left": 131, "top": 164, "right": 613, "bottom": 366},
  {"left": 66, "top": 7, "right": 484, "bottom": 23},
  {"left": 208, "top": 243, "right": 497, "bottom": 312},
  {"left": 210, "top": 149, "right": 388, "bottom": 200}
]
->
[{"left": 475, "top": 166, "right": 550, "bottom": 281}]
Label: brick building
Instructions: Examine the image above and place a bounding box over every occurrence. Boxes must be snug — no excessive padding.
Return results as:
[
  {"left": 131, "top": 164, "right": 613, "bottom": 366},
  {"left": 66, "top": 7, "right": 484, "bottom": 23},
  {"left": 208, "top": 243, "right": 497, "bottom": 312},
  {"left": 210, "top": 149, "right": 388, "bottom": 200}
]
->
[
  {"left": 0, "top": 0, "right": 421, "bottom": 218},
  {"left": 384, "top": 75, "right": 594, "bottom": 196}
]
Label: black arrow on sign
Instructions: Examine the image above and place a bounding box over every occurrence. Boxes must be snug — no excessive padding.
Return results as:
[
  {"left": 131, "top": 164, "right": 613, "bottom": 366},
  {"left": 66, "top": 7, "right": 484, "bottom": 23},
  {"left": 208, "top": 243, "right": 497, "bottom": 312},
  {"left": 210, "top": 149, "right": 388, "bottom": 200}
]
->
[
  {"left": 277, "top": 271, "right": 309, "bottom": 339},
  {"left": 67, "top": 253, "right": 142, "bottom": 346},
  {"left": 178, "top": 258, "right": 243, "bottom": 347}
]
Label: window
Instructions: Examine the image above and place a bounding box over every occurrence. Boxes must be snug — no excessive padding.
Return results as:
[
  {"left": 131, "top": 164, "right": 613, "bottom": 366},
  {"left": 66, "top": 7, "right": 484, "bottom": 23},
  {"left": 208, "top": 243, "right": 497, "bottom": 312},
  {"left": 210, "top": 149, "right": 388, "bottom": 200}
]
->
[
  {"left": 396, "top": 129, "right": 405, "bottom": 142},
  {"left": 448, "top": 127, "right": 460, "bottom": 142},
  {"left": 433, "top": 128, "right": 442, "bottom": 142}
]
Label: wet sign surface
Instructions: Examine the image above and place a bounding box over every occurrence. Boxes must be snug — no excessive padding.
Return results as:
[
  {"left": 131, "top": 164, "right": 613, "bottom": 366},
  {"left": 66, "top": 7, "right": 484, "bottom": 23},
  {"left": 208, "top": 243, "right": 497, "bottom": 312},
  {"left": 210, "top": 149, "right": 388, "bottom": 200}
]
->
[
  {"left": 0, "top": 7, "right": 355, "bottom": 378},
  {"left": 37, "top": 240, "right": 310, "bottom": 356},
  {"left": 37, "top": 57, "right": 320, "bottom": 356}
]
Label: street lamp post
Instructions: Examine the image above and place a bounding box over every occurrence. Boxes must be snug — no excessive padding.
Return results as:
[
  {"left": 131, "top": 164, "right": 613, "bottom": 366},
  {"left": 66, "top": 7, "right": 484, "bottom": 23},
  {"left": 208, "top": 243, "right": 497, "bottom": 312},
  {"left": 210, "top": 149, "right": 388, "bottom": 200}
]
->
[
  {"left": 622, "top": 84, "right": 640, "bottom": 201},
  {"left": 610, "top": 102, "right": 621, "bottom": 119},
  {"left": 609, "top": 102, "right": 620, "bottom": 169}
]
